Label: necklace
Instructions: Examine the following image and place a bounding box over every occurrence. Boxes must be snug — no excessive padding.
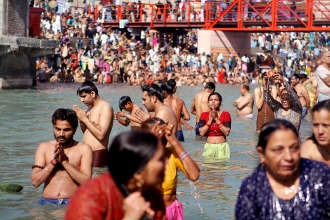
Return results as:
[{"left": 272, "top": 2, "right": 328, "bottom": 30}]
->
[{"left": 281, "top": 185, "right": 297, "bottom": 195}]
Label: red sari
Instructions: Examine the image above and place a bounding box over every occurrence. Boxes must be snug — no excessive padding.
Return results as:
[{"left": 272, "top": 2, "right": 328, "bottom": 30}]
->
[{"left": 65, "top": 173, "right": 165, "bottom": 220}]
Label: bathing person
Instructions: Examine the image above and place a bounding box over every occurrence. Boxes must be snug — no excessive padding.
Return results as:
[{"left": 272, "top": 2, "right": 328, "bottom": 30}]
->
[
  {"left": 290, "top": 74, "right": 310, "bottom": 119},
  {"left": 141, "top": 118, "right": 200, "bottom": 220},
  {"left": 65, "top": 131, "right": 166, "bottom": 220},
  {"left": 31, "top": 109, "right": 93, "bottom": 205},
  {"left": 135, "top": 84, "right": 178, "bottom": 137},
  {"left": 264, "top": 73, "right": 302, "bottom": 131},
  {"left": 191, "top": 82, "right": 215, "bottom": 136},
  {"left": 73, "top": 81, "right": 114, "bottom": 169},
  {"left": 254, "top": 72, "right": 275, "bottom": 132},
  {"left": 161, "top": 80, "right": 191, "bottom": 141},
  {"left": 115, "top": 96, "right": 143, "bottom": 130},
  {"left": 236, "top": 119, "right": 330, "bottom": 219},
  {"left": 233, "top": 84, "right": 254, "bottom": 118},
  {"left": 301, "top": 100, "right": 330, "bottom": 167},
  {"left": 199, "top": 92, "right": 231, "bottom": 159}
]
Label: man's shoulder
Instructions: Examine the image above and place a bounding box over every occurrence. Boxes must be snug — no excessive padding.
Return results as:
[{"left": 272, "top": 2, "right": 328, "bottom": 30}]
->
[{"left": 38, "top": 140, "right": 56, "bottom": 148}]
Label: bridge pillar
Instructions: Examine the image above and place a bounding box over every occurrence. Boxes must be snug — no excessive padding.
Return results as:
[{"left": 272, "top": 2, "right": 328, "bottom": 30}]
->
[
  {"left": 198, "top": 30, "right": 251, "bottom": 57},
  {"left": 0, "top": 0, "right": 58, "bottom": 89}
]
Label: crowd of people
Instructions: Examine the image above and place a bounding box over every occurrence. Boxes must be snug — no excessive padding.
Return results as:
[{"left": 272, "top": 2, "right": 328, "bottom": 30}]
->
[{"left": 28, "top": 1, "right": 330, "bottom": 220}]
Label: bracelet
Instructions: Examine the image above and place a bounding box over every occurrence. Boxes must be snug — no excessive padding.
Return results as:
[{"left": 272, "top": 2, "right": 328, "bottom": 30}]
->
[
  {"left": 50, "top": 160, "right": 56, "bottom": 166},
  {"left": 45, "top": 167, "right": 52, "bottom": 172},
  {"left": 180, "top": 152, "right": 189, "bottom": 161},
  {"left": 206, "top": 123, "right": 211, "bottom": 127},
  {"left": 32, "top": 165, "right": 44, "bottom": 169}
]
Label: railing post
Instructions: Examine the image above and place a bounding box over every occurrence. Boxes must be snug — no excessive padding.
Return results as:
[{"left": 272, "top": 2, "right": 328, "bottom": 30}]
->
[
  {"left": 140, "top": 4, "right": 143, "bottom": 22},
  {"left": 164, "top": 4, "right": 167, "bottom": 22},
  {"left": 95, "top": 5, "right": 98, "bottom": 22},
  {"left": 118, "top": 5, "right": 121, "bottom": 21},
  {"left": 188, "top": 1, "right": 190, "bottom": 22},
  {"left": 151, "top": 4, "right": 154, "bottom": 28},
  {"left": 272, "top": 0, "right": 276, "bottom": 30}
]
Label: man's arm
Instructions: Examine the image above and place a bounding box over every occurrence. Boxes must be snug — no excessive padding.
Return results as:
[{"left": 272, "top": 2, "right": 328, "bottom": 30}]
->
[
  {"left": 300, "top": 85, "right": 310, "bottom": 110},
  {"left": 190, "top": 96, "right": 196, "bottom": 115},
  {"left": 181, "top": 101, "right": 190, "bottom": 121},
  {"left": 61, "top": 144, "right": 92, "bottom": 184},
  {"left": 80, "top": 104, "right": 114, "bottom": 141},
  {"left": 234, "top": 97, "right": 251, "bottom": 109},
  {"left": 254, "top": 88, "right": 264, "bottom": 110},
  {"left": 31, "top": 143, "right": 57, "bottom": 188}
]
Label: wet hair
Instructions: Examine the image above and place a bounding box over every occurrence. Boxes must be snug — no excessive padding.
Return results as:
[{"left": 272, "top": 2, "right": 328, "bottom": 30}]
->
[
  {"left": 257, "top": 119, "right": 298, "bottom": 150},
  {"left": 299, "top": 74, "right": 308, "bottom": 79},
  {"left": 204, "top": 82, "right": 215, "bottom": 90},
  {"left": 51, "top": 108, "right": 78, "bottom": 130},
  {"left": 242, "top": 84, "right": 250, "bottom": 91},
  {"left": 208, "top": 92, "right": 223, "bottom": 102},
  {"left": 141, "top": 84, "right": 164, "bottom": 102},
  {"left": 108, "top": 131, "right": 159, "bottom": 194},
  {"left": 141, "top": 117, "right": 167, "bottom": 147},
  {"left": 160, "top": 81, "right": 175, "bottom": 95},
  {"left": 291, "top": 74, "right": 300, "bottom": 80},
  {"left": 119, "top": 96, "right": 132, "bottom": 111},
  {"left": 77, "top": 81, "right": 98, "bottom": 96}
]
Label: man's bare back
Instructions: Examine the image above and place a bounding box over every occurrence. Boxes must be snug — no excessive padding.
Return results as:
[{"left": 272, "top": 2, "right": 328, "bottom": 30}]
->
[
  {"left": 294, "top": 84, "right": 310, "bottom": 108},
  {"left": 191, "top": 91, "right": 211, "bottom": 122},
  {"left": 164, "top": 96, "right": 189, "bottom": 131}
]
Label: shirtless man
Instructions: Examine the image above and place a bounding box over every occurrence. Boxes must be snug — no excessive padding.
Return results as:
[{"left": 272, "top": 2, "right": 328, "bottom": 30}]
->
[
  {"left": 73, "top": 81, "right": 114, "bottom": 169},
  {"left": 161, "top": 80, "right": 190, "bottom": 141},
  {"left": 31, "top": 109, "right": 93, "bottom": 205},
  {"left": 118, "top": 57, "right": 124, "bottom": 83},
  {"left": 254, "top": 73, "right": 275, "bottom": 132},
  {"left": 290, "top": 74, "right": 310, "bottom": 119},
  {"left": 233, "top": 84, "right": 254, "bottom": 118},
  {"left": 136, "top": 84, "right": 178, "bottom": 136},
  {"left": 316, "top": 52, "right": 330, "bottom": 102},
  {"left": 301, "top": 100, "right": 330, "bottom": 167},
  {"left": 115, "top": 96, "right": 143, "bottom": 130},
  {"left": 191, "top": 82, "right": 215, "bottom": 136},
  {"left": 126, "top": 50, "right": 133, "bottom": 65}
]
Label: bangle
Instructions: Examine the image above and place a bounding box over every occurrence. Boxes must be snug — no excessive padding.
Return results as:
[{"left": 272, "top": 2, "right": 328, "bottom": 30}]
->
[
  {"left": 206, "top": 123, "right": 211, "bottom": 127},
  {"left": 50, "top": 160, "right": 56, "bottom": 166},
  {"left": 180, "top": 152, "right": 189, "bottom": 161},
  {"left": 45, "top": 167, "right": 52, "bottom": 172}
]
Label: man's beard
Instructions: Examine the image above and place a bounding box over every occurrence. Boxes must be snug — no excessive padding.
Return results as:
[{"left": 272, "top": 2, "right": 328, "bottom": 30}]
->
[{"left": 54, "top": 134, "right": 73, "bottom": 145}]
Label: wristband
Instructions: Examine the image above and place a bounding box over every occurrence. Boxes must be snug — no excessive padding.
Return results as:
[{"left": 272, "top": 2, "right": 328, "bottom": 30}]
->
[
  {"left": 50, "top": 160, "right": 56, "bottom": 166},
  {"left": 180, "top": 152, "right": 189, "bottom": 161}
]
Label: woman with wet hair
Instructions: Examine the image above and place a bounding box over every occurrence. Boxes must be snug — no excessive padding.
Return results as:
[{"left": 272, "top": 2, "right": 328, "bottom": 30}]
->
[
  {"left": 65, "top": 131, "right": 166, "bottom": 220},
  {"left": 236, "top": 119, "right": 330, "bottom": 219}
]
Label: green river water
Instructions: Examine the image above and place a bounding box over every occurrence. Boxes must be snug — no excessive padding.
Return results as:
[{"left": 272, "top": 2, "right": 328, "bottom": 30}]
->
[{"left": 0, "top": 83, "right": 311, "bottom": 220}]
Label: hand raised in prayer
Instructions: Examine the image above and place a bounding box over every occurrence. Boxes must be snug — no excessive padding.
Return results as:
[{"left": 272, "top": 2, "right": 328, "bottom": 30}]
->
[
  {"left": 134, "top": 108, "right": 150, "bottom": 122},
  {"left": 54, "top": 142, "right": 69, "bottom": 164},
  {"left": 73, "top": 105, "right": 88, "bottom": 121}
]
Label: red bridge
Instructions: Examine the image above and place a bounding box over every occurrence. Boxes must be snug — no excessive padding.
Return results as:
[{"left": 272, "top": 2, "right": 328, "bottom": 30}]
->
[{"left": 95, "top": 0, "right": 330, "bottom": 32}]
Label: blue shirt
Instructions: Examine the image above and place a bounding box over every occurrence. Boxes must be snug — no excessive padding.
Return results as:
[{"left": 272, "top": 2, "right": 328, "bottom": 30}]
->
[{"left": 236, "top": 158, "right": 330, "bottom": 220}]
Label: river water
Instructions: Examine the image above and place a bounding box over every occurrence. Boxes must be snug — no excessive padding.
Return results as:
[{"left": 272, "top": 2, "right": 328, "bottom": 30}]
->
[{"left": 0, "top": 83, "right": 312, "bottom": 220}]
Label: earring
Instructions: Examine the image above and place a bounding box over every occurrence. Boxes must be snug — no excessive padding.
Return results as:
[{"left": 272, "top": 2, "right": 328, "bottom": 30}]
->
[{"left": 136, "top": 180, "right": 144, "bottom": 188}]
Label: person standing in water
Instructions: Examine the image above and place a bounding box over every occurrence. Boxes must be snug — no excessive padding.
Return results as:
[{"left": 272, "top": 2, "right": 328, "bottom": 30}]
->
[
  {"left": 161, "top": 80, "right": 191, "bottom": 141},
  {"left": 73, "top": 81, "right": 114, "bottom": 170},
  {"left": 254, "top": 72, "right": 275, "bottom": 132},
  {"left": 199, "top": 92, "right": 231, "bottom": 159},
  {"left": 31, "top": 109, "right": 93, "bottom": 205},
  {"left": 191, "top": 82, "right": 215, "bottom": 136},
  {"left": 233, "top": 84, "right": 254, "bottom": 118},
  {"left": 115, "top": 96, "right": 144, "bottom": 130}
]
